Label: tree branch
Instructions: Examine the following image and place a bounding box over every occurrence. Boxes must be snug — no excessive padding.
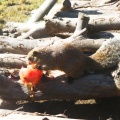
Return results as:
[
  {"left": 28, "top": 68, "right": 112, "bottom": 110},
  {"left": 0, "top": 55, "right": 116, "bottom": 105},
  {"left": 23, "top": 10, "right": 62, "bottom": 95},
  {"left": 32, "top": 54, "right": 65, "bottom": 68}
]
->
[{"left": 27, "top": 0, "right": 58, "bottom": 24}]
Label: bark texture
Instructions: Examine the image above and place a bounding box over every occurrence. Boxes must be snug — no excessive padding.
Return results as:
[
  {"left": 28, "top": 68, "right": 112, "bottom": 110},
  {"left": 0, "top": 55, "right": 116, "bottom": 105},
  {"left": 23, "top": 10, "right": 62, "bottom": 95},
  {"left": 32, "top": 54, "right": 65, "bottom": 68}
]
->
[
  {"left": 0, "top": 71, "right": 120, "bottom": 101},
  {"left": 3, "top": 1, "right": 120, "bottom": 39},
  {"left": 0, "top": 54, "right": 26, "bottom": 68},
  {"left": 0, "top": 33, "right": 106, "bottom": 55}
]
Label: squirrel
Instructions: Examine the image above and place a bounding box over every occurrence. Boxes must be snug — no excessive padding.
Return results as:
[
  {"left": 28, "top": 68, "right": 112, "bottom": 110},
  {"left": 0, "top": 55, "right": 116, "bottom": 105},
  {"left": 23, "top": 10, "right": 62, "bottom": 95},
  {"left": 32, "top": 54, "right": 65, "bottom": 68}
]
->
[{"left": 27, "top": 38, "right": 120, "bottom": 79}]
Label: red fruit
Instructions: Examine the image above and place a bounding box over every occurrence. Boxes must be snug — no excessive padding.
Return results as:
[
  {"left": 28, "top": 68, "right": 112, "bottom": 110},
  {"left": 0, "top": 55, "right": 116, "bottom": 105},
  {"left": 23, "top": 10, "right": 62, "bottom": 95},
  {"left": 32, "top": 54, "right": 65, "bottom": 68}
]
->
[{"left": 19, "top": 65, "right": 43, "bottom": 86}]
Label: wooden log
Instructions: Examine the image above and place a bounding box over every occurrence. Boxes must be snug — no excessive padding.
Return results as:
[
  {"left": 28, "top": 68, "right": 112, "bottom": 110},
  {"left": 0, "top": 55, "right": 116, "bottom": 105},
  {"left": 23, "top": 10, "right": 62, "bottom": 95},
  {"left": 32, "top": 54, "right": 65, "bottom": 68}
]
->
[
  {"left": 0, "top": 36, "right": 61, "bottom": 54},
  {"left": 71, "top": 0, "right": 117, "bottom": 9},
  {"left": 17, "top": 21, "right": 50, "bottom": 39},
  {"left": 3, "top": 21, "right": 49, "bottom": 39},
  {"left": 4, "top": 11, "right": 120, "bottom": 38},
  {"left": 0, "top": 32, "right": 106, "bottom": 55},
  {"left": 0, "top": 36, "right": 60, "bottom": 54},
  {"left": 0, "top": 54, "right": 26, "bottom": 68},
  {"left": 0, "top": 71, "right": 120, "bottom": 101},
  {"left": 0, "top": 13, "right": 113, "bottom": 75},
  {"left": 71, "top": 13, "right": 89, "bottom": 37},
  {"left": 91, "top": 0, "right": 117, "bottom": 6},
  {"left": 46, "top": 12, "right": 120, "bottom": 33},
  {"left": 0, "top": 12, "right": 120, "bottom": 102},
  {"left": 45, "top": 17, "right": 76, "bottom": 35},
  {"left": 24, "top": 11, "right": 120, "bottom": 100},
  {"left": 3, "top": 0, "right": 72, "bottom": 39},
  {"left": 27, "top": 0, "right": 58, "bottom": 24},
  {"left": 0, "top": 109, "right": 78, "bottom": 120},
  {"left": 37, "top": 73, "right": 120, "bottom": 100},
  {"left": 3, "top": 0, "right": 120, "bottom": 39},
  {"left": 0, "top": 13, "right": 110, "bottom": 72},
  {"left": 0, "top": 75, "right": 29, "bottom": 101}
]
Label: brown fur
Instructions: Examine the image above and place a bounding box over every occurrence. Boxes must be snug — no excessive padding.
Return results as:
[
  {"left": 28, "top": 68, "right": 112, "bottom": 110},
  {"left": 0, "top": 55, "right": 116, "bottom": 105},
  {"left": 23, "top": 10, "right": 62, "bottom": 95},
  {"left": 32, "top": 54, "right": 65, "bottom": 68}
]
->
[
  {"left": 27, "top": 38, "right": 120, "bottom": 78},
  {"left": 27, "top": 43, "right": 101, "bottom": 78}
]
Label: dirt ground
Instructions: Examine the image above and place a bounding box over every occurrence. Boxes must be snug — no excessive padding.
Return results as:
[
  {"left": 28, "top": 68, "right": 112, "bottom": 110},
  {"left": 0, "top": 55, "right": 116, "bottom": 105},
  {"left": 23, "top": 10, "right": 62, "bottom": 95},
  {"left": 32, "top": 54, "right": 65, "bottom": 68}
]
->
[{"left": 1, "top": 97, "right": 120, "bottom": 120}]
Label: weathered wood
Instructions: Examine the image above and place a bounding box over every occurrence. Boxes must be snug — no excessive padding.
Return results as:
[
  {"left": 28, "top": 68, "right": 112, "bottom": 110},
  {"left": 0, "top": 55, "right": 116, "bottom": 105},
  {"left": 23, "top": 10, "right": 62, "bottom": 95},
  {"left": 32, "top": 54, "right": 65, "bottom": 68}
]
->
[
  {"left": 0, "top": 75, "right": 28, "bottom": 100},
  {"left": 67, "top": 13, "right": 89, "bottom": 38},
  {"left": 4, "top": 11, "right": 120, "bottom": 38},
  {"left": 27, "top": 0, "right": 58, "bottom": 24},
  {"left": 0, "top": 36, "right": 60, "bottom": 54},
  {"left": 0, "top": 109, "right": 77, "bottom": 120},
  {"left": 3, "top": 0, "right": 73, "bottom": 39},
  {"left": 91, "top": 0, "right": 117, "bottom": 6},
  {"left": 25, "top": 10, "right": 120, "bottom": 101},
  {"left": 0, "top": 54, "right": 26, "bottom": 68},
  {"left": 3, "top": 0, "right": 63, "bottom": 39},
  {"left": 71, "top": 0, "right": 117, "bottom": 9},
  {"left": 1, "top": 2, "right": 120, "bottom": 103},
  {"left": 37, "top": 73, "right": 120, "bottom": 100},
  {"left": 17, "top": 21, "right": 50, "bottom": 39},
  {"left": 0, "top": 71, "right": 120, "bottom": 101},
  {"left": 46, "top": 13, "right": 120, "bottom": 34},
  {"left": 3, "top": 0, "right": 120, "bottom": 40},
  {"left": 0, "top": 12, "right": 107, "bottom": 55},
  {"left": 0, "top": 36, "right": 105, "bottom": 54}
]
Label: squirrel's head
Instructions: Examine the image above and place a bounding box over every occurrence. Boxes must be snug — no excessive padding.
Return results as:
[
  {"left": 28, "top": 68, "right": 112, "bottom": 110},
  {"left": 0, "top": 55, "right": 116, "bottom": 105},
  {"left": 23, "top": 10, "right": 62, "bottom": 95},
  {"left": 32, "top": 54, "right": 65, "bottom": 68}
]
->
[
  {"left": 27, "top": 47, "right": 56, "bottom": 70},
  {"left": 27, "top": 47, "right": 46, "bottom": 68}
]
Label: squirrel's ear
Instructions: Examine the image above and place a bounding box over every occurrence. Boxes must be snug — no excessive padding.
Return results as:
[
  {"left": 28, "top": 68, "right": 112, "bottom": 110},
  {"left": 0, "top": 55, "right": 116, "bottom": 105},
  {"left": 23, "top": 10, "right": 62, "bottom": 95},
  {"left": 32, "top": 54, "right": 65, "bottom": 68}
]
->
[{"left": 33, "top": 51, "right": 39, "bottom": 56}]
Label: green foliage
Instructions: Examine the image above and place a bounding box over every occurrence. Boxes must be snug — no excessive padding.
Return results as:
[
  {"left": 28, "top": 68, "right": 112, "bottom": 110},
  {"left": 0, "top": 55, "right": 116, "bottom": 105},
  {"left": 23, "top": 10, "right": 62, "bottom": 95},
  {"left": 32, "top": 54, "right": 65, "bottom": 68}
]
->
[{"left": 0, "top": 0, "right": 61, "bottom": 29}]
